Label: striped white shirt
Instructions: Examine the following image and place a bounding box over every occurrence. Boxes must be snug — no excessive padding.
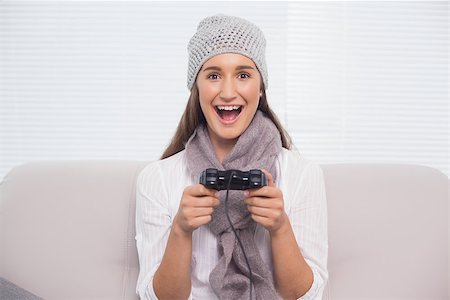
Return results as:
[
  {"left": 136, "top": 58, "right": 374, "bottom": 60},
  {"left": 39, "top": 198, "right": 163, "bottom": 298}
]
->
[{"left": 135, "top": 147, "right": 328, "bottom": 299}]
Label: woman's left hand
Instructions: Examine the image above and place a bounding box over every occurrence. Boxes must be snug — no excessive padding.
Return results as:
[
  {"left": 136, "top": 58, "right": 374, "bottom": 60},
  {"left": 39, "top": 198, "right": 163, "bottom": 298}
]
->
[{"left": 244, "top": 169, "right": 288, "bottom": 235}]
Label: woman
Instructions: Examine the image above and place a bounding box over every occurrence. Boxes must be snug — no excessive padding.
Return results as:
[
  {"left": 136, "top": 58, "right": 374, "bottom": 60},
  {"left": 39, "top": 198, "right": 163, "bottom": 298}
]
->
[{"left": 135, "top": 14, "right": 328, "bottom": 300}]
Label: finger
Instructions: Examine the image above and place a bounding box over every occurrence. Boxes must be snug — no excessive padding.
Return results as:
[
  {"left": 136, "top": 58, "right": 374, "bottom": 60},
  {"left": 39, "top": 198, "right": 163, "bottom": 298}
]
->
[
  {"left": 187, "top": 196, "right": 220, "bottom": 208},
  {"left": 249, "top": 214, "right": 271, "bottom": 227},
  {"left": 188, "top": 215, "right": 213, "bottom": 229},
  {"left": 245, "top": 186, "right": 279, "bottom": 199},
  {"left": 247, "top": 206, "right": 275, "bottom": 218},
  {"left": 261, "top": 168, "right": 275, "bottom": 187},
  {"left": 245, "top": 196, "right": 283, "bottom": 209},
  {"left": 186, "top": 184, "right": 219, "bottom": 198},
  {"left": 185, "top": 206, "right": 215, "bottom": 218}
]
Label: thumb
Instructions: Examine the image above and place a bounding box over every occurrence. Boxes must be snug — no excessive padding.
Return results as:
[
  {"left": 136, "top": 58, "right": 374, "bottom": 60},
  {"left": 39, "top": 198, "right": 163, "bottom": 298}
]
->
[{"left": 260, "top": 168, "right": 274, "bottom": 187}]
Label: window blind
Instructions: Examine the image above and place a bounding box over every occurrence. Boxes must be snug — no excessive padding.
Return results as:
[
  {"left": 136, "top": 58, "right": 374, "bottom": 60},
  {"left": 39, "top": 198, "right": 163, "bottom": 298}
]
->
[
  {"left": 0, "top": 1, "right": 448, "bottom": 181},
  {"left": 286, "top": 1, "right": 448, "bottom": 175}
]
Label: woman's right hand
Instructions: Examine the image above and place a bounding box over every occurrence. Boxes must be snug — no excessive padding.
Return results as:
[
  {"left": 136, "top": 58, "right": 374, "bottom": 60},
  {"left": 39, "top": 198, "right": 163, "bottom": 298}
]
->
[{"left": 173, "top": 184, "right": 220, "bottom": 235}]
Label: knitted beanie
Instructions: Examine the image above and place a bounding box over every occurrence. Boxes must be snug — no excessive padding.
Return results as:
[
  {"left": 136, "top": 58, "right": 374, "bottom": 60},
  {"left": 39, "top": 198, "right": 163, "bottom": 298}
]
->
[{"left": 187, "top": 14, "right": 268, "bottom": 91}]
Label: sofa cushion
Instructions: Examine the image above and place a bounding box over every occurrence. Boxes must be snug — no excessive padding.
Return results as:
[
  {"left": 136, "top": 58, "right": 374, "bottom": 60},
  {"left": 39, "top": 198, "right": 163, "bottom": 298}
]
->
[{"left": 0, "top": 277, "right": 43, "bottom": 300}]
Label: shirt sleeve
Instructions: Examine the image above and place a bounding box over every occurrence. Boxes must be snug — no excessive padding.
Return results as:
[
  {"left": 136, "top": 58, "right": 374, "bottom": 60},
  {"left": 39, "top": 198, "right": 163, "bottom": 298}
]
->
[
  {"left": 135, "top": 162, "right": 172, "bottom": 300},
  {"left": 287, "top": 160, "right": 329, "bottom": 300}
]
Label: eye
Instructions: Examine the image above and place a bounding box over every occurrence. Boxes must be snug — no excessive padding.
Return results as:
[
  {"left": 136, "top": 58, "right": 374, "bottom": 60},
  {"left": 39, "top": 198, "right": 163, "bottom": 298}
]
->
[
  {"left": 207, "top": 73, "right": 220, "bottom": 80},
  {"left": 239, "top": 73, "right": 250, "bottom": 79}
]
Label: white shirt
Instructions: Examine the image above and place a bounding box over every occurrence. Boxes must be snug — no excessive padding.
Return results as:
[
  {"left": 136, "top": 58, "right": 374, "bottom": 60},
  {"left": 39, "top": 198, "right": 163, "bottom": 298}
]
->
[{"left": 135, "top": 147, "right": 328, "bottom": 300}]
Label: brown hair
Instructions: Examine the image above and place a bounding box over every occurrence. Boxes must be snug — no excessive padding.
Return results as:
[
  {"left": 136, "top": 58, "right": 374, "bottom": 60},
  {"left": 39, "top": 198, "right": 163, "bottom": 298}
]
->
[{"left": 161, "top": 83, "right": 292, "bottom": 159}]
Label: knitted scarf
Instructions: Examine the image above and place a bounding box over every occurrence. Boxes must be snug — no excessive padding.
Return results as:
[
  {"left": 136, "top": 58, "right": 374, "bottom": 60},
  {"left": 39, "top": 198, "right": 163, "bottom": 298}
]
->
[{"left": 185, "top": 110, "right": 282, "bottom": 300}]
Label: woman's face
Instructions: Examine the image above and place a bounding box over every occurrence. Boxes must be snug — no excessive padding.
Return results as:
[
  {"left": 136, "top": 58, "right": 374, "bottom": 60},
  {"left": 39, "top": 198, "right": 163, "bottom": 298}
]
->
[{"left": 196, "top": 53, "right": 262, "bottom": 147}]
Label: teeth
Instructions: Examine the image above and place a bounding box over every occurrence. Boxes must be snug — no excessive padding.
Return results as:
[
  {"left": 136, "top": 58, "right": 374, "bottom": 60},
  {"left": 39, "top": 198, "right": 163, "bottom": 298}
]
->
[{"left": 216, "top": 105, "right": 241, "bottom": 111}]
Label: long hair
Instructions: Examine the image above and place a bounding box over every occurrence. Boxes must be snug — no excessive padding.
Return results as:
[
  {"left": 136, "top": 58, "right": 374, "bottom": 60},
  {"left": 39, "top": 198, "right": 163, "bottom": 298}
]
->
[{"left": 161, "top": 83, "right": 292, "bottom": 159}]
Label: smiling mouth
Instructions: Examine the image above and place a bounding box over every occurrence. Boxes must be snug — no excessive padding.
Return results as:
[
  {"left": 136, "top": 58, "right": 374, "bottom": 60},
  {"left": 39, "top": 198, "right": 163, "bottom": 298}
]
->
[{"left": 215, "top": 105, "right": 243, "bottom": 123}]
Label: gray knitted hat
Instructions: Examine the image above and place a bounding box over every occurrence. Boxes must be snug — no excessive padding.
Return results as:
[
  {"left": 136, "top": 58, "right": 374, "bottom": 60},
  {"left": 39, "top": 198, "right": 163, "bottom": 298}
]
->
[{"left": 187, "top": 14, "right": 268, "bottom": 91}]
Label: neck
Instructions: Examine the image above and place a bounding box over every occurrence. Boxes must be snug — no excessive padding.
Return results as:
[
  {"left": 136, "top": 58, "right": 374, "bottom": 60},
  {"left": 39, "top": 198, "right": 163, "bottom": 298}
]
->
[{"left": 207, "top": 129, "right": 238, "bottom": 164}]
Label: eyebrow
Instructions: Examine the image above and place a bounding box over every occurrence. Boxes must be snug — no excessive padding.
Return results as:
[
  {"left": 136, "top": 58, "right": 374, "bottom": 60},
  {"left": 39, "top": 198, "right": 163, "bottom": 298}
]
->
[{"left": 202, "top": 65, "right": 255, "bottom": 72}]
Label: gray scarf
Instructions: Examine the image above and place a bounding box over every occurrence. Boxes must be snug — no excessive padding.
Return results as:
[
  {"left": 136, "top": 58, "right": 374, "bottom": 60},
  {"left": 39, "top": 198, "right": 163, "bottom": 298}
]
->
[{"left": 185, "top": 110, "right": 282, "bottom": 300}]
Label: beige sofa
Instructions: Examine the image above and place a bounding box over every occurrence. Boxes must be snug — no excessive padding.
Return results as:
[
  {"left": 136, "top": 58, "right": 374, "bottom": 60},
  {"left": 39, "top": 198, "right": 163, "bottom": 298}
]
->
[{"left": 0, "top": 161, "right": 448, "bottom": 300}]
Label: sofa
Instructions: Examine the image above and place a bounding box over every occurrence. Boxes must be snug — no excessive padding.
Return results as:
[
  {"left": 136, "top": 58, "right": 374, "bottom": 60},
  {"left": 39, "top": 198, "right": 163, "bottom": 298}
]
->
[{"left": 0, "top": 160, "right": 448, "bottom": 300}]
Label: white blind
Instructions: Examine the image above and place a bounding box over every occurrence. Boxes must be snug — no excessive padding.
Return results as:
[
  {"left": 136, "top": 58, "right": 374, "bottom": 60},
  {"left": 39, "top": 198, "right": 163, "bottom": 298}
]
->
[
  {"left": 286, "top": 1, "right": 448, "bottom": 174},
  {"left": 0, "top": 1, "right": 448, "bottom": 181}
]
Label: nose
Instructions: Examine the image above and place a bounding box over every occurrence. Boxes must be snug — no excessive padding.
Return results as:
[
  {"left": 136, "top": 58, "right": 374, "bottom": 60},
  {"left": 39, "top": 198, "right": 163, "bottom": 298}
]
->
[{"left": 219, "top": 77, "right": 237, "bottom": 101}]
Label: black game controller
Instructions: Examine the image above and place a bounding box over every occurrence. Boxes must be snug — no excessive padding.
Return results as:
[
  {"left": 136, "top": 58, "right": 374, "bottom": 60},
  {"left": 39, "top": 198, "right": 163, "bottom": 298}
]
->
[{"left": 199, "top": 168, "right": 267, "bottom": 191}]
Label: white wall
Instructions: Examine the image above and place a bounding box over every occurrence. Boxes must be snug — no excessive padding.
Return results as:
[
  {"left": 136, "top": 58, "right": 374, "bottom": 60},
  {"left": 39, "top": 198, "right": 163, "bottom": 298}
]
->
[{"left": 0, "top": 1, "right": 448, "bottom": 181}]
